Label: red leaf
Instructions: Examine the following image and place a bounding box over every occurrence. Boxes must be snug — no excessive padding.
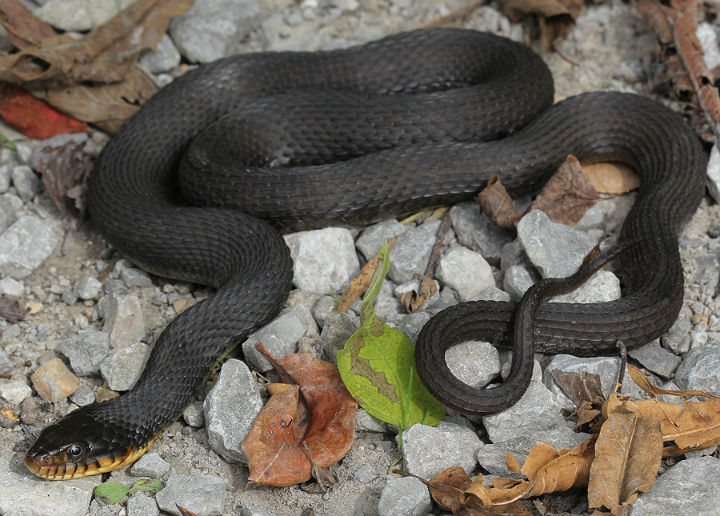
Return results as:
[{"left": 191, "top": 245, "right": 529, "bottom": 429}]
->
[{"left": 0, "top": 83, "right": 88, "bottom": 139}]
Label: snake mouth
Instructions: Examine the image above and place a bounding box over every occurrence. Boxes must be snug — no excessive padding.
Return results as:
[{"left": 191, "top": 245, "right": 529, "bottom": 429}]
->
[{"left": 24, "top": 446, "right": 149, "bottom": 480}]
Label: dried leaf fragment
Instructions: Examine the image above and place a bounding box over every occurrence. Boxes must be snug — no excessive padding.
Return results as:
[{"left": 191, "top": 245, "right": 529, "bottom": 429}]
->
[
  {"left": 588, "top": 406, "right": 662, "bottom": 514},
  {"left": 627, "top": 364, "right": 720, "bottom": 399},
  {"left": 550, "top": 369, "right": 605, "bottom": 408},
  {"left": 398, "top": 274, "right": 437, "bottom": 312},
  {"left": 520, "top": 439, "right": 595, "bottom": 497},
  {"left": 583, "top": 162, "right": 640, "bottom": 194},
  {"left": 528, "top": 155, "right": 598, "bottom": 226},
  {"left": 476, "top": 175, "right": 521, "bottom": 231},
  {"left": 0, "top": 0, "right": 55, "bottom": 49},
  {"left": 333, "top": 236, "right": 398, "bottom": 313},
  {"left": 0, "top": 296, "right": 27, "bottom": 323},
  {"left": 498, "top": 0, "right": 582, "bottom": 52}
]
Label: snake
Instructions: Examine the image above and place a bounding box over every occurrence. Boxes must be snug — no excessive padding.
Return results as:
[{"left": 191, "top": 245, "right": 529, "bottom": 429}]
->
[{"left": 24, "top": 28, "right": 706, "bottom": 480}]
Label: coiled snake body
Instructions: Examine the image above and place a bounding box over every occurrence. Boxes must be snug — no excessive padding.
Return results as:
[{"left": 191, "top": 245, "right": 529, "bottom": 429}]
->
[{"left": 25, "top": 28, "right": 706, "bottom": 479}]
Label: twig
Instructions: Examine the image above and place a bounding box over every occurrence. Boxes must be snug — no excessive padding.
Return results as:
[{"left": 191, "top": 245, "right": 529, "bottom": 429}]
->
[
  {"left": 425, "top": 211, "right": 453, "bottom": 277},
  {"left": 553, "top": 46, "right": 581, "bottom": 67},
  {"left": 616, "top": 340, "right": 627, "bottom": 388},
  {"left": 421, "top": 0, "right": 487, "bottom": 28}
]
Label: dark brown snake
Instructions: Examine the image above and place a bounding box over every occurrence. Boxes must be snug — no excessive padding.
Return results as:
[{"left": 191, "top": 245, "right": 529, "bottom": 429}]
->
[{"left": 25, "top": 28, "right": 706, "bottom": 479}]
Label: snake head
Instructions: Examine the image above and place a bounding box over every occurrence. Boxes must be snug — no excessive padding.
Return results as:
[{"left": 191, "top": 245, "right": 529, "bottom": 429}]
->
[{"left": 25, "top": 406, "right": 138, "bottom": 480}]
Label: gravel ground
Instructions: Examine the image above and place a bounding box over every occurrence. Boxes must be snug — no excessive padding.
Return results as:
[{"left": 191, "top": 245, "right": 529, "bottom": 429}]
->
[{"left": 0, "top": 1, "right": 719, "bottom": 515}]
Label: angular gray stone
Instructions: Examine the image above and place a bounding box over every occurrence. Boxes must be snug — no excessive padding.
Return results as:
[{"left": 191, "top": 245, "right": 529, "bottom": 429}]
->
[
  {"left": 204, "top": 359, "right": 262, "bottom": 463},
  {"left": 284, "top": 227, "right": 359, "bottom": 295},
  {"left": 0, "top": 449, "right": 101, "bottom": 516},
  {"left": 155, "top": 474, "right": 227, "bottom": 516},
  {"left": 630, "top": 456, "right": 720, "bottom": 516},
  {"left": 0, "top": 277, "right": 24, "bottom": 297},
  {"left": 476, "top": 442, "right": 527, "bottom": 477},
  {"left": 483, "top": 361, "right": 571, "bottom": 443},
  {"left": 0, "top": 164, "right": 10, "bottom": 193},
  {"left": 356, "top": 219, "right": 408, "bottom": 260},
  {"left": 354, "top": 463, "right": 378, "bottom": 484},
  {"left": 120, "top": 268, "right": 153, "bottom": 288},
  {"left": 377, "top": 476, "right": 432, "bottom": 516},
  {"left": 69, "top": 384, "right": 95, "bottom": 406},
  {"left": 0, "top": 347, "right": 13, "bottom": 374},
  {"left": 355, "top": 408, "right": 388, "bottom": 433},
  {"left": 183, "top": 400, "right": 205, "bottom": 427},
  {"left": 127, "top": 492, "right": 160, "bottom": 516},
  {"left": 35, "top": 0, "right": 135, "bottom": 31},
  {"left": 103, "top": 294, "right": 145, "bottom": 348},
  {"left": 675, "top": 340, "right": 720, "bottom": 393},
  {"left": 397, "top": 311, "right": 431, "bottom": 343},
  {"left": 242, "top": 309, "right": 307, "bottom": 371},
  {"left": 402, "top": 420, "right": 483, "bottom": 480},
  {"left": 76, "top": 276, "right": 102, "bottom": 300},
  {"left": 311, "top": 294, "right": 336, "bottom": 327},
  {"left": 100, "top": 342, "right": 150, "bottom": 391},
  {"left": 139, "top": 34, "right": 181, "bottom": 73},
  {"left": 0, "top": 381, "right": 31, "bottom": 405},
  {"left": 320, "top": 312, "right": 360, "bottom": 361},
  {"left": 503, "top": 264, "right": 536, "bottom": 301},
  {"left": 169, "top": 0, "right": 264, "bottom": 63},
  {"left": 628, "top": 340, "right": 681, "bottom": 379},
  {"left": 436, "top": 245, "right": 495, "bottom": 302},
  {"left": 500, "top": 240, "right": 530, "bottom": 273},
  {"left": 0, "top": 215, "right": 59, "bottom": 279},
  {"left": 450, "top": 202, "right": 512, "bottom": 265},
  {"left": 517, "top": 210, "right": 597, "bottom": 278},
  {"left": 56, "top": 330, "right": 111, "bottom": 376},
  {"left": 446, "top": 341, "right": 500, "bottom": 389},
  {"left": 662, "top": 316, "right": 692, "bottom": 354},
  {"left": 475, "top": 286, "right": 512, "bottom": 302},
  {"left": 130, "top": 452, "right": 170, "bottom": 478},
  {"left": 388, "top": 220, "right": 440, "bottom": 284},
  {"left": 11, "top": 165, "right": 40, "bottom": 202},
  {"left": 549, "top": 270, "right": 620, "bottom": 303}
]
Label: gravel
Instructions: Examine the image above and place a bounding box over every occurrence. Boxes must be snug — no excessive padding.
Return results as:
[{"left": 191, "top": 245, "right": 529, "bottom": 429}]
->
[{"left": 2, "top": 1, "right": 718, "bottom": 515}]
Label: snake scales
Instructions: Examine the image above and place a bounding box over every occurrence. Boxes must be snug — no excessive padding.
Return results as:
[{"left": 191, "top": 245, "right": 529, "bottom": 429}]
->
[{"left": 25, "top": 28, "right": 706, "bottom": 479}]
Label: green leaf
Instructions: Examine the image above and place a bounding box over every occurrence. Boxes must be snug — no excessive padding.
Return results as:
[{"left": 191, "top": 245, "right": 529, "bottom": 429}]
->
[
  {"left": 337, "top": 242, "right": 444, "bottom": 431},
  {"left": 129, "top": 478, "right": 164, "bottom": 495},
  {"left": 94, "top": 481, "right": 130, "bottom": 504},
  {"left": 0, "top": 133, "right": 16, "bottom": 151}
]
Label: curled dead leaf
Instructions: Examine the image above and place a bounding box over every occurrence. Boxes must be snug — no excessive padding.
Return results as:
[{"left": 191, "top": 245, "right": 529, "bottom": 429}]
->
[
  {"left": 588, "top": 406, "right": 662, "bottom": 514},
  {"left": 476, "top": 175, "right": 521, "bottom": 231}
]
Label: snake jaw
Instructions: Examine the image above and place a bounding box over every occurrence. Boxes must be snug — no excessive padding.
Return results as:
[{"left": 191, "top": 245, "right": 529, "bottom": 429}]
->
[{"left": 24, "top": 406, "right": 139, "bottom": 480}]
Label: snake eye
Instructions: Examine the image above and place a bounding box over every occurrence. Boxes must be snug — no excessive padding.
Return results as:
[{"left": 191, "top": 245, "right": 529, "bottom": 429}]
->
[{"left": 68, "top": 444, "right": 83, "bottom": 457}]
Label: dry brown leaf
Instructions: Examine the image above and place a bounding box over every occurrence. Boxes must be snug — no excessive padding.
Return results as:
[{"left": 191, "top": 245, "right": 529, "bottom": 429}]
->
[
  {"left": 528, "top": 155, "right": 599, "bottom": 226},
  {"left": 627, "top": 364, "right": 720, "bottom": 399},
  {"left": 29, "top": 65, "right": 157, "bottom": 132},
  {"left": 0, "top": 0, "right": 55, "bottom": 49},
  {"left": 520, "top": 439, "right": 595, "bottom": 497},
  {"left": 242, "top": 346, "right": 358, "bottom": 487},
  {"left": 427, "top": 467, "right": 534, "bottom": 515},
  {"left": 638, "top": 0, "right": 720, "bottom": 140},
  {"left": 551, "top": 369, "right": 605, "bottom": 408},
  {"left": 506, "top": 452, "right": 521, "bottom": 474},
  {"left": 498, "top": 0, "right": 582, "bottom": 52},
  {"left": 588, "top": 406, "right": 663, "bottom": 514},
  {"left": 0, "top": 295, "right": 27, "bottom": 323},
  {"left": 0, "top": 0, "right": 193, "bottom": 86},
  {"left": 398, "top": 274, "right": 437, "bottom": 312},
  {"left": 333, "top": 236, "right": 398, "bottom": 313},
  {"left": 30, "top": 134, "right": 94, "bottom": 228},
  {"left": 464, "top": 474, "right": 534, "bottom": 512},
  {"left": 476, "top": 175, "right": 521, "bottom": 231},
  {"left": 176, "top": 505, "right": 199, "bottom": 516},
  {"left": 582, "top": 162, "right": 640, "bottom": 194}
]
